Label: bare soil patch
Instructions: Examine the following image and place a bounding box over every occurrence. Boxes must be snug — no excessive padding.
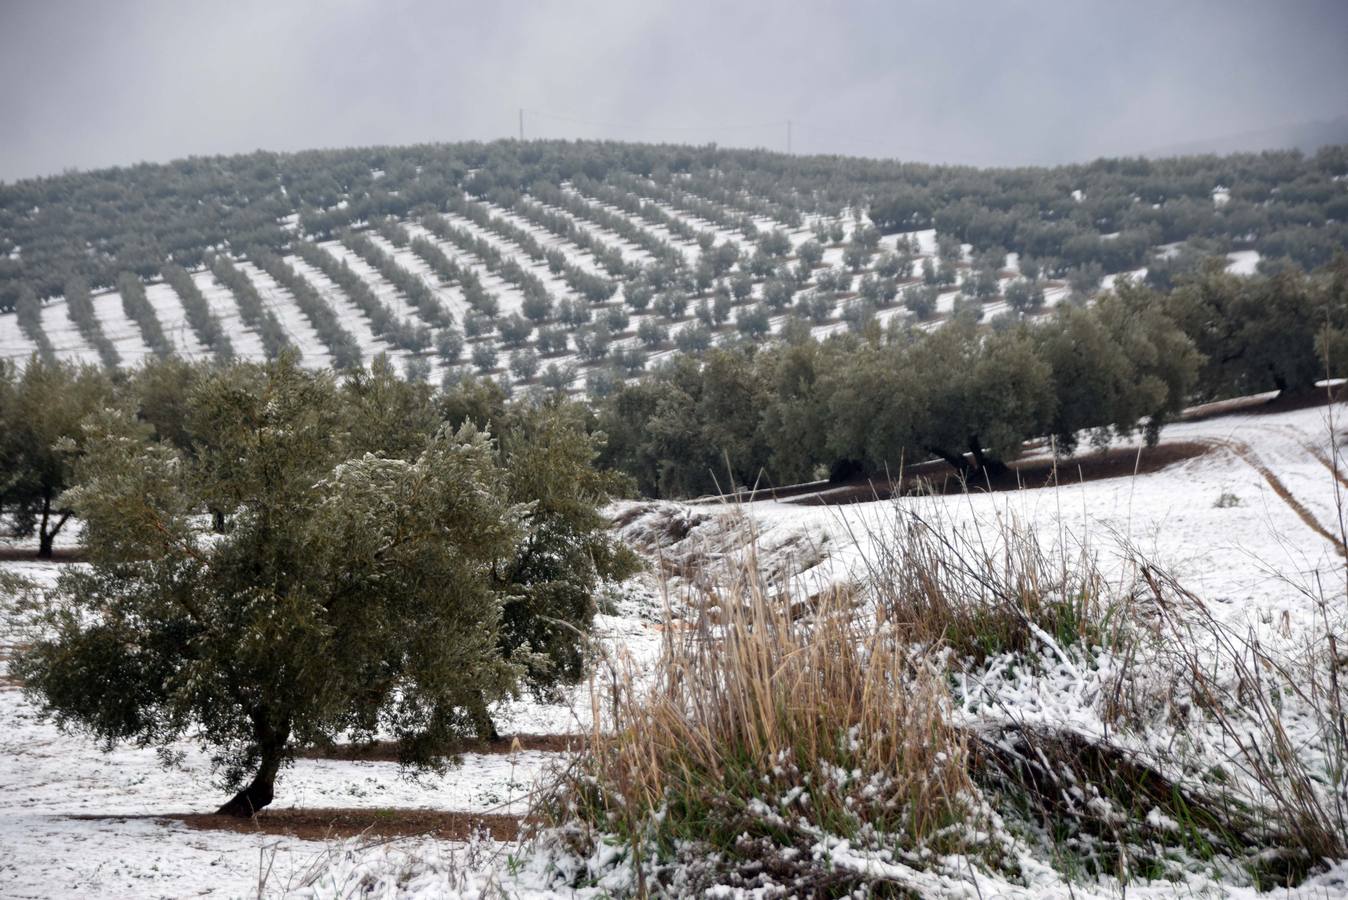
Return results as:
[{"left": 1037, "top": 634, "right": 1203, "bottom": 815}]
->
[
  {"left": 74, "top": 809, "right": 528, "bottom": 841},
  {"left": 296, "top": 732, "right": 582, "bottom": 762},
  {"left": 0, "top": 547, "right": 85, "bottom": 562},
  {"left": 789, "top": 440, "right": 1212, "bottom": 506}
]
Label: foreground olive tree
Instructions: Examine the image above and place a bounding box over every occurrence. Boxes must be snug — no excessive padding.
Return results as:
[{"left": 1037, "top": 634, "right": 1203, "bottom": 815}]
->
[{"left": 16, "top": 360, "right": 532, "bottom": 816}]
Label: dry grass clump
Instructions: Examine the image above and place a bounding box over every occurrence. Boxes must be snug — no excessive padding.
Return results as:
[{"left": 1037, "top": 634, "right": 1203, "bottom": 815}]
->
[
  {"left": 1136, "top": 564, "right": 1348, "bottom": 880},
  {"left": 548, "top": 497, "right": 1347, "bottom": 893},
  {"left": 550, "top": 564, "right": 1000, "bottom": 895},
  {"left": 854, "top": 506, "right": 1127, "bottom": 664}
]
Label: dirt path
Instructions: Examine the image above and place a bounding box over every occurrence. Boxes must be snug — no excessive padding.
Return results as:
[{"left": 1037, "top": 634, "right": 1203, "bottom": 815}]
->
[
  {"left": 1304, "top": 442, "right": 1348, "bottom": 491},
  {"left": 0, "top": 547, "right": 84, "bottom": 562},
  {"left": 1217, "top": 439, "right": 1347, "bottom": 558},
  {"left": 72, "top": 808, "right": 529, "bottom": 841}
]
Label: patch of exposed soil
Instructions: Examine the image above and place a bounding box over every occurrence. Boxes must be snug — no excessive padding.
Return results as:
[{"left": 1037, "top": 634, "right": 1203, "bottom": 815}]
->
[
  {"left": 295, "top": 732, "right": 583, "bottom": 762},
  {"left": 1218, "top": 438, "right": 1347, "bottom": 558},
  {"left": 789, "top": 440, "right": 1212, "bottom": 506},
  {"left": 0, "top": 547, "right": 85, "bottom": 562},
  {"left": 75, "top": 809, "right": 528, "bottom": 841}
]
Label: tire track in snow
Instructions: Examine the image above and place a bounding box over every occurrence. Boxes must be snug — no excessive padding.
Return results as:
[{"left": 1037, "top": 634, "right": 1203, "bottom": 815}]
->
[{"left": 1211, "top": 437, "right": 1347, "bottom": 557}]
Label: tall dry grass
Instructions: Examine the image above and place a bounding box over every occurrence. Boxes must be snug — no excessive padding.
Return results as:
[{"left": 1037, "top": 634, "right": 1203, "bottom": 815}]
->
[
  {"left": 549, "top": 466, "right": 1348, "bottom": 893},
  {"left": 550, "top": 554, "right": 998, "bottom": 894},
  {"left": 851, "top": 506, "right": 1127, "bottom": 663}
]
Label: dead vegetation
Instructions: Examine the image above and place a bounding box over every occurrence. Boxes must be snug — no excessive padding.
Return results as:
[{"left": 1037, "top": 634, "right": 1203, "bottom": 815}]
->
[{"left": 550, "top": 499, "right": 1348, "bottom": 894}]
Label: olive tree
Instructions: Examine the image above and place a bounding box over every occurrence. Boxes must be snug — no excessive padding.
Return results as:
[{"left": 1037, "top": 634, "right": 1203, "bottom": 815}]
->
[
  {"left": 1, "top": 359, "right": 114, "bottom": 557},
  {"left": 15, "top": 361, "right": 532, "bottom": 816}
]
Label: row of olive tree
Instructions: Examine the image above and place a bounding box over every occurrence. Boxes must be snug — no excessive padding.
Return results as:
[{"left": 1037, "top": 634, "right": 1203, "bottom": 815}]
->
[
  {"left": 6, "top": 138, "right": 1342, "bottom": 312},
  {"left": 598, "top": 262, "right": 1346, "bottom": 497}
]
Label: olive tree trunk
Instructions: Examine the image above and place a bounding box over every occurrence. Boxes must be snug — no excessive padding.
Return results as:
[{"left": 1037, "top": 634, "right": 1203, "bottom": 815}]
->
[{"left": 216, "top": 717, "right": 291, "bottom": 817}]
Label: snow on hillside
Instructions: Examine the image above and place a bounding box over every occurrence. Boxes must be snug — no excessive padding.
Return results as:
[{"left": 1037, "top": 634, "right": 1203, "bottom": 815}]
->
[
  {"left": 1226, "top": 249, "right": 1261, "bottom": 275},
  {"left": 0, "top": 302, "right": 35, "bottom": 359},
  {"left": 37, "top": 297, "right": 100, "bottom": 366},
  {"left": 144, "top": 282, "right": 210, "bottom": 359},
  {"left": 405, "top": 222, "right": 532, "bottom": 320},
  {"left": 193, "top": 268, "right": 265, "bottom": 360},
  {"left": 237, "top": 260, "right": 335, "bottom": 370},
  {"left": 480, "top": 202, "right": 611, "bottom": 278},
  {"left": 0, "top": 196, "right": 1288, "bottom": 390},
  {"left": 3, "top": 399, "right": 1344, "bottom": 897},
  {"left": 691, "top": 401, "right": 1345, "bottom": 633},
  {"left": 96, "top": 287, "right": 155, "bottom": 366}
]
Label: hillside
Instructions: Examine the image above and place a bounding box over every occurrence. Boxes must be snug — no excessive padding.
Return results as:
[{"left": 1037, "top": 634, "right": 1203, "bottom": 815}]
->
[
  {"left": 2, "top": 140, "right": 1345, "bottom": 391},
  {"left": 4, "top": 392, "right": 1345, "bottom": 897}
]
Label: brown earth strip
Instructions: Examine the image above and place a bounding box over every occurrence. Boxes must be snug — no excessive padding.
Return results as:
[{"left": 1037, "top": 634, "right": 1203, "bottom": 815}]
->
[
  {"left": 1305, "top": 443, "right": 1348, "bottom": 491},
  {"left": 0, "top": 547, "right": 85, "bottom": 562},
  {"left": 73, "top": 809, "right": 529, "bottom": 841},
  {"left": 296, "top": 732, "right": 582, "bottom": 761},
  {"left": 1222, "top": 440, "right": 1347, "bottom": 558}
]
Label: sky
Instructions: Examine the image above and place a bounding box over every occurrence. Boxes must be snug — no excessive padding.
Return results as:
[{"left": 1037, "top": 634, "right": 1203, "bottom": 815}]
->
[{"left": 2, "top": 0, "right": 1346, "bottom": 182}]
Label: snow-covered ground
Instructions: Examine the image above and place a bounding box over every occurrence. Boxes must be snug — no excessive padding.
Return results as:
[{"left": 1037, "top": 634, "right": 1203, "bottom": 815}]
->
[
  {"left": 97, "top": 287, "right": 156, "bottom": 367},
  {"left": 144, "top": 282, "right": 211, "bottom": 360},
  {"left": 3, "top": 398, "right": 1345, "bottom": 897},
  {"left": 236, "top": 261, "right": 335, "bottom": 370},
  {"left": 37, "top": 297, "right": 100, "bottom": 366},
  {"left": 1226, "top": 249, "right": 1261, "bottom": 275}
]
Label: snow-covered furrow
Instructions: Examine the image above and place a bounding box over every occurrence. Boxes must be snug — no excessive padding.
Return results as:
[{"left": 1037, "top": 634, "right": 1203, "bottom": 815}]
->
[
  {"left": 404, "top": 222, "right": 530, "bottom": 320},
  {"left": 143, "top": 282, "right": 210, "bottom": 359},
  {"left": 364, "top": 232, "right": 474, "bottom": 323},
  {"left": 235, "top": 261, "right": 335, "bottom": 370},
  {"left": 94, "top": 287, "right": 155, "bottom": 368},
  {"left": 896, "top": 227, "right": 939, "bottom": 257},
  {"left": 629, "top": 191, "right": 750, "bottom": 248},
  {"left": 322, "top": 241, "right": 429, "bottom": 330},
  {"left": 437, "top": 210, "right": 581, "bottom": 304},
  {"left": 521, "top": 193, "right": 655, "bottom": 266},
  {"left": 560, "top": 186, "right": 698, "bottom": 265},
  {"left": 193, "top": 269, "right": 266, "bottom": 360},
  {"left": 634, "top": 183, "right": 818, "bottom": 257},
  {"left": 38, "top": 298, "right": 100, "bottom": 366},
  {"left": 285, "top": 253, "right": 410, "bottom": 367},
  {"left": 479, "top": 202, "right": 611, "bottom": 277},
  {"left": 0, "top": 305, "right": 37, "bottom": 362}
]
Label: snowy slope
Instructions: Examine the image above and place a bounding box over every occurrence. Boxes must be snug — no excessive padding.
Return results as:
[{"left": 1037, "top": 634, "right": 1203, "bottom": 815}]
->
[{"left": 4, "top": 401, "right": 1345, "bottom": 897}]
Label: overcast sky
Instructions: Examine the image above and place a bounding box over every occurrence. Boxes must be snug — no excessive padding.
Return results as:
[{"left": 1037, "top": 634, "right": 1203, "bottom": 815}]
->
[{"left": 2, "top": 0, "right": 1346, "bottom": 182}]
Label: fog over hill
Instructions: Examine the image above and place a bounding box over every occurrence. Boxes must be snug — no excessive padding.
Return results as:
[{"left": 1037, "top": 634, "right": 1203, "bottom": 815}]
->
[
  {"left": 1143, "top": 114, "right": 1348, "bottom": 159},
  {"left": 3, "top": 0, "right": 1348, "bottom": 179}
]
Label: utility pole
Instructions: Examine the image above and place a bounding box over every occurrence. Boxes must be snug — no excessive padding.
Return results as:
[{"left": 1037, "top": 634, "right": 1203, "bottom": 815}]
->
[
  {"left": 787, "top": 119, "right": 792, "bottom": 155},
  {"left": 519, "top": 108, "right": 524, "bottom": 142}
]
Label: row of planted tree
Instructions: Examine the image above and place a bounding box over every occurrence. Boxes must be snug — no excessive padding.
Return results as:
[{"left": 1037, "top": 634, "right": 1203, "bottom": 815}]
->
[
  {"left": 596, "top": 261, "right": 1347, "bottom": 497},
  {"left": 4, "top": 138, "right": 1345, "bottom": 312}
]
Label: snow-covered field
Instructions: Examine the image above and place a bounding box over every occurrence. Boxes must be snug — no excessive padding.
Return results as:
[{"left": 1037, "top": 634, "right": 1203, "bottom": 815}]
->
[
  {"left": 0, "top": 188, "right": 1257, "bottom": 394},
  {"left": 2, "top": 397, "right": 1345, "bottom": 897}
]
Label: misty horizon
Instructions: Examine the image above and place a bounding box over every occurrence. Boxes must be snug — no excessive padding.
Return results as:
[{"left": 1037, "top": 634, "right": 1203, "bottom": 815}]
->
[{"left": 4, "top": 0, "right": 1348, "bottom": 182}]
